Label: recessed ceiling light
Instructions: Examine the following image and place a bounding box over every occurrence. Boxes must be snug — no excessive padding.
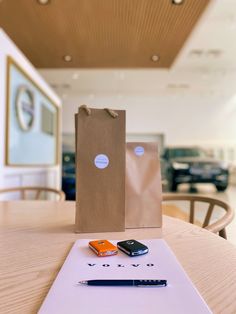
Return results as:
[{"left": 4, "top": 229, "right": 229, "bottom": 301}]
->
[
  {"left": 171, "top": 0, "right": 184, "bottom": 5},
  {"left": 166, "top": 83, "right": 189, "bottom": 89},
  {"left": 72, "top": 73, "right": 79, "bottom": 80},
  {"left": 207, "top": 49, "right": 222, "bottom": 57},
  {"left": 61, "top": 83, "right": 70, "bottom": 89},
  {"left": 167, "top": 84, "right": 177, "bottom": 89},
  {"left": 50, "top": 83, "right": 58, "bottom": 89},
  {"left": 189, "top": 49, "right": 204, "bottom": 57},
  {"left": 37, "top": 0, "right": 50, "bottom": 5},
  {"left": 63, "top": 55, "right": 72, "bottom": 62},
  {"left": 179, "top": 84, "right": 189, "bottom": 89},
  {"left": 113, "top": 71, "right": 126, "bottom": 80},
  {"left": 151, "top": 55, "right": 160, "bottom": 62}
]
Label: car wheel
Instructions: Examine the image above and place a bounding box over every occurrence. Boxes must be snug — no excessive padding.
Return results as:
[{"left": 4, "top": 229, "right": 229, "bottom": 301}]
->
[{"left": 215, "top": 184, "right": 228, "bottom": 192}]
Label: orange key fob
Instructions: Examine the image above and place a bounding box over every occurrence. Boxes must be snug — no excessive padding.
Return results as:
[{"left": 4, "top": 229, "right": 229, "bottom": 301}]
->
[{"left": 89, "top": 240, "right": 118, "bottom": 257}]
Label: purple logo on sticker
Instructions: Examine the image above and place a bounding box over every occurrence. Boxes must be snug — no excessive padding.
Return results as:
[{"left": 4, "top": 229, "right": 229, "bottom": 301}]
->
[
  {"left": 134, "top": 146, "right": 144, "bottom": 156},
  {"left": 94, "top": 154, "right": 109, "bottom": 169}
]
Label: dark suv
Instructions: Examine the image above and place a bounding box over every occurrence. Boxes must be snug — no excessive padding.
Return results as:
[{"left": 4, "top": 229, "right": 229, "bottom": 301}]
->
[{"left": 162, "top": 147, "right": 229, "bottom": 192}]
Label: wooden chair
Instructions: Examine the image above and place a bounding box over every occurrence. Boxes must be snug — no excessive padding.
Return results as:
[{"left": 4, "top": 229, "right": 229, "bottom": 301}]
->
[
  {"left": 0, "top": 187, "right": 65, "bottom": 201},
  {"left": 162, "top": 194, "right": 234, "bottom": 239}
]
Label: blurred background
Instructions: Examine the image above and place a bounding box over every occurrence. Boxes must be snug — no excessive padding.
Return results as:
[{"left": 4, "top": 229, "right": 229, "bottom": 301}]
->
[{"left": 0, "top": 0, "right": 236, "bottom": 239}]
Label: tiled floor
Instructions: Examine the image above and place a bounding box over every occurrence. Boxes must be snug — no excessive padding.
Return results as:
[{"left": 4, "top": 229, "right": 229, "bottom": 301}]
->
[{"left": 169, "top": 184, "right": 236, "bottom": 246}]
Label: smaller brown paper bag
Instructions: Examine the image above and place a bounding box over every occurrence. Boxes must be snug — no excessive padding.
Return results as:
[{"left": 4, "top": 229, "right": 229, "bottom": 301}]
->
[{"left": 125, "top": 142, "right": 162, "bottom": 228}]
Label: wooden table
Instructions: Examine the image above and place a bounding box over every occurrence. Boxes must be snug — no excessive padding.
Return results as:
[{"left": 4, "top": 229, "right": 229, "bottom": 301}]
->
[{"left": 0, "top": 201, "right": 236, "bottom": 314}]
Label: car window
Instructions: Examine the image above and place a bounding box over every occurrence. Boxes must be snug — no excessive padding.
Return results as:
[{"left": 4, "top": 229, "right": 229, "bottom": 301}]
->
[{"left": 169, "top": 148, "right": 206, "bottom": 158}]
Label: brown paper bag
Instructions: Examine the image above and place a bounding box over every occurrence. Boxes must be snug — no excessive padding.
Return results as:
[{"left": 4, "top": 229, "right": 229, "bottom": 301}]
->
[
  {"left": 125, "top": 142, "right": 162, "bottom": 228},
  {"left": 75, "top": 105, "right": 126, "bottom": 233}
]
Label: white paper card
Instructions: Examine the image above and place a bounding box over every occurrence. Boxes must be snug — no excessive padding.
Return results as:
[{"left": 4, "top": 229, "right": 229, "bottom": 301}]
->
[{"left": 38, "top": 239, "right": 212, "bottom": 314}]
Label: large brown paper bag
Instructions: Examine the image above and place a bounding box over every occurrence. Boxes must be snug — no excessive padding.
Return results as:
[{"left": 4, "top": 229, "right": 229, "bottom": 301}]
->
[
  {"left": 75, "top": 105, "right": 126, "bottom": 233},
  {"left": 125, "top": 142, "right": 162, "bottom": 228}
]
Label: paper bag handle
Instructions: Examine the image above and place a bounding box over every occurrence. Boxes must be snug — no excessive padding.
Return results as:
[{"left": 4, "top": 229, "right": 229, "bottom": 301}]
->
[
  {"left": 104, "top": 108, "right": 118, "bottom": 118},
  {"left": 79, "top": 105, "right": 118, "bottom": 118},
  {"left": 79, "top": 104, "right": 92, "bottom": 115}
]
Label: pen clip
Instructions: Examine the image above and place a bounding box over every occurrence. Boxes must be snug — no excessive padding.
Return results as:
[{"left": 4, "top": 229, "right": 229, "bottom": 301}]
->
[{"left": 136, "top": 280, "right": 167, "bottom": 287}]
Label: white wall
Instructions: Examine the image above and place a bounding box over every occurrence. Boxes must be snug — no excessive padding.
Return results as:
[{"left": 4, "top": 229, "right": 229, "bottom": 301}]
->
[
  {"left": 0, "top": 29, "right": 62, "bottom": 194},
  {"left": 62, "top": 92, "right": 236, "bottom": 145},
  {"left": 61, "top": 91, "right": 236, "bottom": 168}
]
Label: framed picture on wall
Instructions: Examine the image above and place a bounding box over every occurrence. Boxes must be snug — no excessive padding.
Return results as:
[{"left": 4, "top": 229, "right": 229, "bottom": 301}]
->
[{"left": 5, "top": 56, "right": 59, "bottom": 166}]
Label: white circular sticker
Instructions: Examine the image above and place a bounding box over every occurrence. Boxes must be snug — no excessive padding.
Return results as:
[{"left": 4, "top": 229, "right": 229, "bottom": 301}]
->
[
  {"left": 134, "top": 146, "right": 145, "bottom": 156},
  {"left": 94, "top": 154, "right": 109, "bottom": 169}
]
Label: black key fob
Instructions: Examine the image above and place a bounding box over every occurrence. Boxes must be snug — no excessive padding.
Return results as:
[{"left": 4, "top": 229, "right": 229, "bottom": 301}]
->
[{"left": 117, "top": 240, "right": 149, "bottom": 257}]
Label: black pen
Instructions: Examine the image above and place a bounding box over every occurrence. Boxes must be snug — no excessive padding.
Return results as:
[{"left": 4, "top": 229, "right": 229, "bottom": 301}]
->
[{"left": 79, "top": 279, "right": 167, "bottom": 287}]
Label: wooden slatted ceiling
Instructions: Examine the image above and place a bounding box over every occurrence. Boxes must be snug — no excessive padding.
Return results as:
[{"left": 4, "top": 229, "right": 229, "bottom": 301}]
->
[{"left": 0, "top": 0, "right": 210, "bottom": 68}]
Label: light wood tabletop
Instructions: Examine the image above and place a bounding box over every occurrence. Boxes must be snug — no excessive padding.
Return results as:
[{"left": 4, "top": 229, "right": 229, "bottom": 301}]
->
[{"left": 0, "top": 201, "right": 236, "bottom": 314}]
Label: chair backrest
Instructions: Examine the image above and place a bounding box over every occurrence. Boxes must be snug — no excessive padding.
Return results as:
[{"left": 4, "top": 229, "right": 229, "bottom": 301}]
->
[
  {"left": 162, "top": 193, "right": 234, "bottom": 239},
  {"left": 0, "top": 187, "right": 65, "bottom": 201}
]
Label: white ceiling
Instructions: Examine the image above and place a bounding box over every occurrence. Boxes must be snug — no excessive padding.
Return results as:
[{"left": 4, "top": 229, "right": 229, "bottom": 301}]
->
[{"left": 39, "top": 0, "right": 236, "bottom": 102}]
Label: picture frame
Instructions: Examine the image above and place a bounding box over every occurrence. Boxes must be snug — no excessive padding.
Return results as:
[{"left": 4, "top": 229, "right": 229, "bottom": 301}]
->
[{"left": 5, "top": 56, "right": 60, "bottom": 166}]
